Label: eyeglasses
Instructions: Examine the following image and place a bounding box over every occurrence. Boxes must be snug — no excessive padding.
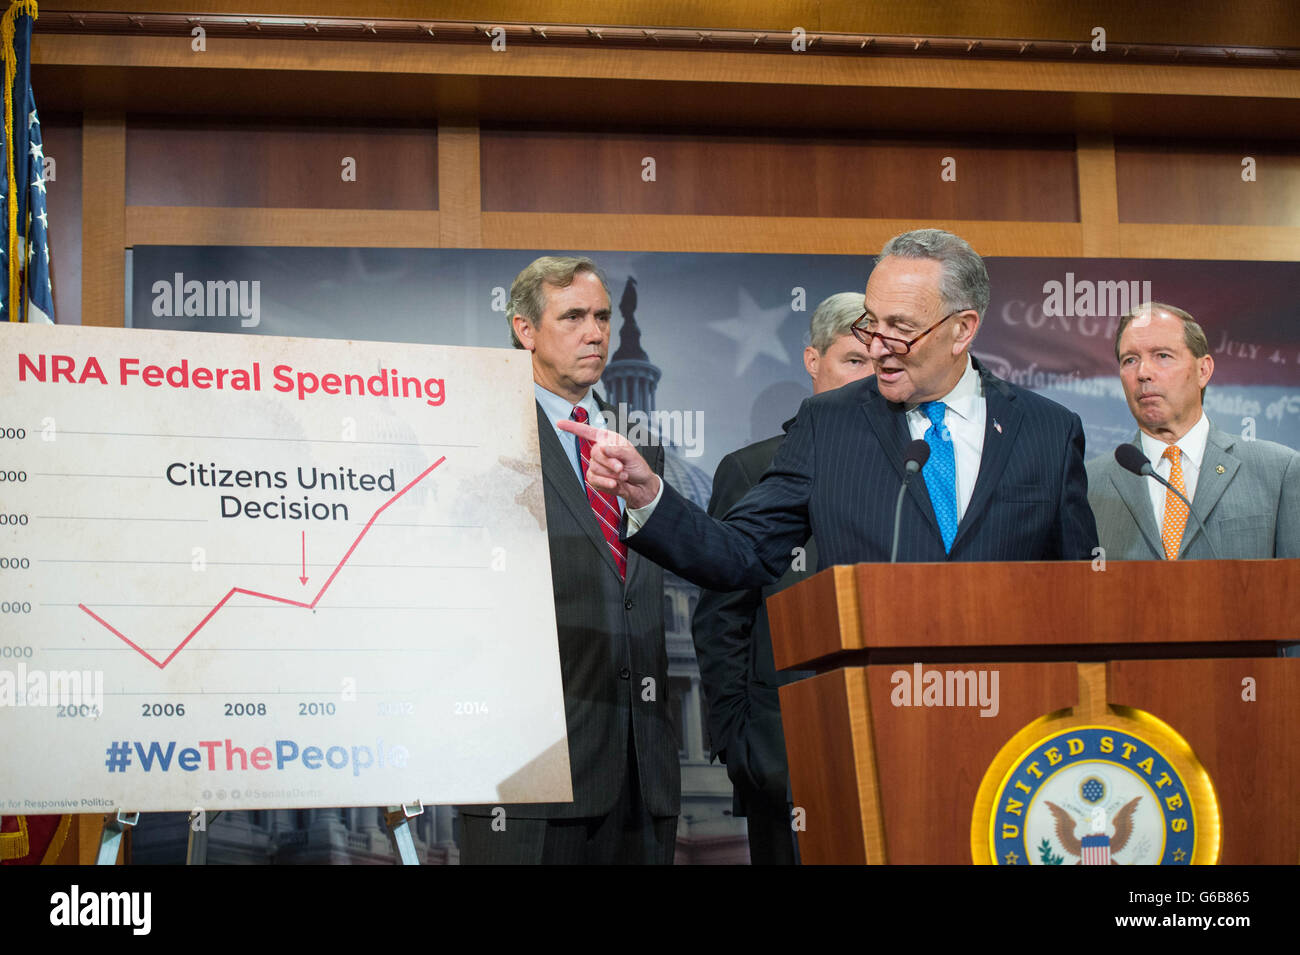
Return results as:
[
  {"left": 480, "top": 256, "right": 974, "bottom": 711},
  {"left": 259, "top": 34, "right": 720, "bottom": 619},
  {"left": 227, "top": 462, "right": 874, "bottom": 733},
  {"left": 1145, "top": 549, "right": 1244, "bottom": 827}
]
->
[{"left": 851, "top": 309, "right": 967, "bottom": 355}]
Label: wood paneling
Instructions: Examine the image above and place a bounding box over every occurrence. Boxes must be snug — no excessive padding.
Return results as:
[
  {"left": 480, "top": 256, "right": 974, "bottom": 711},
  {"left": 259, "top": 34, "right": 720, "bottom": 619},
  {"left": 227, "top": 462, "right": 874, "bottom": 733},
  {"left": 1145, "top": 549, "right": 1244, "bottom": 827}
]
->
[
  {"left": 38, "top": 0, "right": 1300, "bottom": 49},
  {"left": 1116, "top": 223, "right": 1300, "bottom": 261},
  {"left": 438, "top": 123, "right": 481, "bottom": 247},
  {"left": 1108, "top": 658, "right": 1299, "bottom": 864},
  {"left": 1116, "top": 139, "right": 1300, "bottom": 226},
  {"left": 81, "top": 112, "right": 123, "bottom": 327},
  {"left": 481, "top": 129, "right": 1079, "bottom": 220},
  {"left": 42, "top": 114, "right": 81, "bottom": 325},
  {"left": 867, "top": 662, "right": 1078, "bottom": 864},
  {"left": 482, "top": 213, "right": 1082, "bottom": 255},
  {"left": 126, "top": 118, "right": 437, "bottom": 209},
  {"left": 1077, "top": 132, "right": 1119, "bottom": 256},
  {"left": 125, "top": 207, "right": 440, "bottom": 246}
]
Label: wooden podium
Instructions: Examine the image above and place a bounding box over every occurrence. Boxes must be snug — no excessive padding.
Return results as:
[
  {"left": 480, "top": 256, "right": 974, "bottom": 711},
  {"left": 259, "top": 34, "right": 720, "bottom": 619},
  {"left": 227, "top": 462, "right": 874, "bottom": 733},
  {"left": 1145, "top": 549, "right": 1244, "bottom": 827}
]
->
[{"left": 767, "top": 559, "right": 1300, "bottom": 865}]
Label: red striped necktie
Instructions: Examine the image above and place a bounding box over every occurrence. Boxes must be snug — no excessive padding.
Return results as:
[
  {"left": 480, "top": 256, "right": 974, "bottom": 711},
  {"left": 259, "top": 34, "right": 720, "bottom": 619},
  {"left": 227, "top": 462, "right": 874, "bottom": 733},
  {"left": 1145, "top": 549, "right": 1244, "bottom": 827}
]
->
[{"left": 571, "top": 406, "right": 628, "bottom": 581}]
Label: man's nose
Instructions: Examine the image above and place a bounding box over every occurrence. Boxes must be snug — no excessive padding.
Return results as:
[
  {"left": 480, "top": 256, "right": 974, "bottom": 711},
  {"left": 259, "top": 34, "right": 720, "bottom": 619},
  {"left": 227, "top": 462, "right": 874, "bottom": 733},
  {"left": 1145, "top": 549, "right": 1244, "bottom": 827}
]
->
[
  {"left": 866, "top": 335, "right": 891, "bottom": 361},
  {"left": 581, "top": 316, "right": 605, "bottom": 341}
]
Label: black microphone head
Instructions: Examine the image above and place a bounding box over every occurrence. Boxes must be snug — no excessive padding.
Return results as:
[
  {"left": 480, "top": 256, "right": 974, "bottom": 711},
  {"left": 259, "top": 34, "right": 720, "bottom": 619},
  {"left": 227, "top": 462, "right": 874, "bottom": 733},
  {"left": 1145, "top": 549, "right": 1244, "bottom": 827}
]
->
[
  {"left": 1114, "top": 443, "right": 1152, "bottom": 476},
  {"left": 903, "top": 438, "right": 930, "bottom": 473}
]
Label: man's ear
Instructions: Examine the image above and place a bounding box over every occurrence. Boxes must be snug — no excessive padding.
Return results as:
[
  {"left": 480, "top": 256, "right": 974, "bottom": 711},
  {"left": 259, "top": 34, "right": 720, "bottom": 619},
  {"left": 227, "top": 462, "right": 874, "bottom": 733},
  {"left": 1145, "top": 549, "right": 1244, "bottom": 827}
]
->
[
  {"left": 952, "top": 310, "right": 980, "bottom": 355},
  {"left": 1198, "top": 353, "right": 1214, "bottom": 389},
  {"left": 803, "top": 345, "right": 820, "bottom": 380},
  {"left": 512, "top": 314, "right": 535, "bottom": 351}
]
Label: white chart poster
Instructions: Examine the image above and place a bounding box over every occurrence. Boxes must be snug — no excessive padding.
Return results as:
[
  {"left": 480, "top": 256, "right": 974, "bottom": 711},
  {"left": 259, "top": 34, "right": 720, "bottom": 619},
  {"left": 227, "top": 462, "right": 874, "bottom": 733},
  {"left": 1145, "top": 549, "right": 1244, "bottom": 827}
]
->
[{"left": 0, "top": 323, "right": 572, "bottom": 812}]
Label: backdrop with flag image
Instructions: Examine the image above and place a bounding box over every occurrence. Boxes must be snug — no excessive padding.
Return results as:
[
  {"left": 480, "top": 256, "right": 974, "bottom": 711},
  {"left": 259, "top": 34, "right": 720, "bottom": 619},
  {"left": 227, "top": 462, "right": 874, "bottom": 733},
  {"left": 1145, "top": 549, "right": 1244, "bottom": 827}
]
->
[{"left": 127, "top": 247, "right": 1300, "bottom": 468}]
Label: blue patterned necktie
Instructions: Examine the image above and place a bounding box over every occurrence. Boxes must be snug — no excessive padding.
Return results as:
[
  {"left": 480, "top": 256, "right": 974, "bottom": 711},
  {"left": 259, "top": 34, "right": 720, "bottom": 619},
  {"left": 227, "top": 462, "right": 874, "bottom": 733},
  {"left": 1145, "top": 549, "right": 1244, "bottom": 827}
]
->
[{"left": 920, "top": 401, "right": 958, "bottom": 553}]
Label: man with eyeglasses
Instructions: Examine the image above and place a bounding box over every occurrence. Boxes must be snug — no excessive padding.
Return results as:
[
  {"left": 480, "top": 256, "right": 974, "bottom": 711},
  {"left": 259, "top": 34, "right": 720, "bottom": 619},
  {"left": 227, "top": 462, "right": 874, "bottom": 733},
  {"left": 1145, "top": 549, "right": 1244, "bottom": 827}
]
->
[{"left": 560, "top": 228, "right": 1098, "bottom": 597}]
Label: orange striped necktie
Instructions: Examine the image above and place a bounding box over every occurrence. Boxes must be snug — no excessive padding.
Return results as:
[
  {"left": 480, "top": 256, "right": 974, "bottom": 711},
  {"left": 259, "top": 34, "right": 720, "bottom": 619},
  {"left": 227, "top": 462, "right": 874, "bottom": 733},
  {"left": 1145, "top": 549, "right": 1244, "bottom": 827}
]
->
[{"left": 1161, "top": 445, "right": 1188, "bottom": 560}]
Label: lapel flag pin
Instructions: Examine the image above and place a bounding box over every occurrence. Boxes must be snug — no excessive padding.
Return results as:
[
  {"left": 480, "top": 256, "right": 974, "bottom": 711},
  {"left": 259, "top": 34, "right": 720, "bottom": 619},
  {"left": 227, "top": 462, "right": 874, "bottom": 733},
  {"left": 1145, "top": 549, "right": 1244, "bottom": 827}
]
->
[
  {"left": 993, "top": 419, "right": 1003, "bottom": 434},
  {"left": 1216, "top": 464, "right": 1225, "bottom": 473}
]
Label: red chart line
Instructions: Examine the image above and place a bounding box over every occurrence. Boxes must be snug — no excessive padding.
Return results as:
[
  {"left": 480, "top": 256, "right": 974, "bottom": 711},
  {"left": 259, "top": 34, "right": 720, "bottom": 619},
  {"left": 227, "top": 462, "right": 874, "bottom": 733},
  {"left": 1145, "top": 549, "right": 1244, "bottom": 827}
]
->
[{"left": 79, "top": 455, "right": 447, "bottom": 670}]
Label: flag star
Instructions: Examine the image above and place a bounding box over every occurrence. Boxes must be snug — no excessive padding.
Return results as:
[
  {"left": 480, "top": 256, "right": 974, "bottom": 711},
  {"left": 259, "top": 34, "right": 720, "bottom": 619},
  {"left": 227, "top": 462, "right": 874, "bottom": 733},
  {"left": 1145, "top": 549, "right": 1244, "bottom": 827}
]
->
[
  {"left": 31, "top": 175, "right": 45, "bottom": 195},
  {"left": 28, "top": 139, "right": 42, "bottom": 161},
  {"left": 43, "top": 244, "right": 50, "bottom": 263},
  {"left": 28, "top": 109, "right": 37, "bottom": 127},
  {"left": 36, "top": 209, "right": 47, "bottom": 229},
  {"left": 707, "top": 286, "right": 793, "bottom": 376}
]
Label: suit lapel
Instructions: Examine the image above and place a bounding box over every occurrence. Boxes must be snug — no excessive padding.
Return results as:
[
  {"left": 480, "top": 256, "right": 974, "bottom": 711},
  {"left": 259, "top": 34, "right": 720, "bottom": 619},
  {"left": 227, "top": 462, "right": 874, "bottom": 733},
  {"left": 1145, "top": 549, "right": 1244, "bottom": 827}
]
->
[
  {"left": 1180, "top": 425, "right": 1239, "bottom": 557},
  {"left": 536, "top": 401, "right": 623, "bottom": 581},
  {"left": 1111, "top": 431, "right": 1164, "bottom": 558},
  {"left": 950, "top": 363, "right": 1023, "bottom": 553},
  {"left": 861, "top": 385, "right": 941, "bottom": 543}
]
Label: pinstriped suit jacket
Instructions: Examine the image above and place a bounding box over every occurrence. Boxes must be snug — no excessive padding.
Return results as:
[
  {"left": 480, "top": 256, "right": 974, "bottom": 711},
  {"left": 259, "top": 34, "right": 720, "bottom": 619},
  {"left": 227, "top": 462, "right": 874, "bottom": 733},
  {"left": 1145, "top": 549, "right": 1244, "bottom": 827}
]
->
[
  {"left": 462, "top": 395, "right": 678, "bottom": 822},
  {"left": 629, "top": 358, "right": 1099, "bottom": 593}
]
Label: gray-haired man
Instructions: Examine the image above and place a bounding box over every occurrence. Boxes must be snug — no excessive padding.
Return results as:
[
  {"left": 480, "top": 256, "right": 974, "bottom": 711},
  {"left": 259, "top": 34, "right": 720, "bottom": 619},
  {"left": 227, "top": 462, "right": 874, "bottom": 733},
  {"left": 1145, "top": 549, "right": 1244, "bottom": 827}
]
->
[
  {"left": 561, "top": 227, "right": 1098, "bottom": 584},
  {"left": 459, "top": 255, "right": 678, "bottom": 864},
  {"left": 1086, "top": 301, "right": 1300, "bottom": 560},
  {"left": 692, "top": 292, "right": 873, "bottom": 864}
]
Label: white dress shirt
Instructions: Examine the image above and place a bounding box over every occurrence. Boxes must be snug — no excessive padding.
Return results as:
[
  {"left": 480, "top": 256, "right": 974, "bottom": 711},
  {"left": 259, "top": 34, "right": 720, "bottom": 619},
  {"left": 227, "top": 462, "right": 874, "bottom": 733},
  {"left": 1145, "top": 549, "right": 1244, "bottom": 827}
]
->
[
  {"left": 535, "top": 382, "right": 624, "bottom": 513},
  {"left": 1138, "top": 411, "right": 1208, "bottom": 538},
  {"left": 904, "top": 355, "right": 986, "bottom": 523}
]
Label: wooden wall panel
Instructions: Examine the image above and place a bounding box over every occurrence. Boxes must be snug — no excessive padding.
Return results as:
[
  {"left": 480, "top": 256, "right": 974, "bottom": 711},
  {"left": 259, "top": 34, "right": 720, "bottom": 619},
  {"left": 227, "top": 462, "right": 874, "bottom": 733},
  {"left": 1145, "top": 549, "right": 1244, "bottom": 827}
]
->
[
  {"left": 39, "top": 0, "right": 1300, "bottom": 49},
  {"left": 81, "top": 112, "right": 123, "bottom": 327},
  {"left": 42, "top": 114, "right": 81, "bottom": 325},
  {"left": 1108, "top": 658, "right": 1299, "bottom": 864},
  {"left": 1116, "top": 139, "right": 1300, "bottom": 226},
  {"left": 125, "top": 118, "right": 437, "bottom": 209},
  {"left": 867, "top": 662, "right": 1078, "bottom": 864},
  {"left": 482, "top": 129, "right": 1079, "bottom": 221}
]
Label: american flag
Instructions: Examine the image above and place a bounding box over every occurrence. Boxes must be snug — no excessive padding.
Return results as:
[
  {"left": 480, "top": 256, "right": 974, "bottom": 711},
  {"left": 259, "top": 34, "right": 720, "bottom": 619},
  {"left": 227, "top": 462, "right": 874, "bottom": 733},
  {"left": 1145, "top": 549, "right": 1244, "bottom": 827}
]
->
[
  {"left": 2, "top": 0, "right": 54, "bottom": 324},
  {"left": 1081, "top": 833, "right": 1111, "bottom": 865}
]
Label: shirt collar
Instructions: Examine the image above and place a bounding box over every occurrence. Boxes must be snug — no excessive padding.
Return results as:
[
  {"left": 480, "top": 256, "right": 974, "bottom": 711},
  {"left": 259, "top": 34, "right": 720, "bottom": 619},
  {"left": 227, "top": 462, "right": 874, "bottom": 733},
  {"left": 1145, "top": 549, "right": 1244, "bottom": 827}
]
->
[
  {"left": 905, "top": 355, "right": 982, "bottom": 419},
  {"left": 1139, "top": 410, "right": 1209, "bottom": 469},
  {"left": 534, "top": 382, "right": 602, "bottom": 428}
]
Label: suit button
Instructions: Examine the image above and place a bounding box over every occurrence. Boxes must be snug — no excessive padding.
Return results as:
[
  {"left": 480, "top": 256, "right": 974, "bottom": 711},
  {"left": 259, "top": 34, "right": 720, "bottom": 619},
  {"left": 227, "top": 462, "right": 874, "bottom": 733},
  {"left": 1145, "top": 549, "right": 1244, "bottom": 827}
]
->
[
  {"left": 624, "top": 599, "right": 634, "bottom": 610},
  {"left": 619, "top": 667, "right": 630, "bottom": 680}
]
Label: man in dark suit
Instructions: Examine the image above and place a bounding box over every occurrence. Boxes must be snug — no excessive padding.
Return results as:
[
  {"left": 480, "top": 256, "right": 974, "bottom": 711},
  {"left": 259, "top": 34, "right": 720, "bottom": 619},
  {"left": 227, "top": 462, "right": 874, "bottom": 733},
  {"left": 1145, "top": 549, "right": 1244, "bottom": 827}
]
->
[
  {"left": 691, "top": 291, "right": 872, "bottom": 865},
  {"left": 561, "top": 229, "right": 1098, "bottom": 593},
  {"left": 458, "top": 255, "right": 678, "bottom": 864},
  {"left": 1087, "top": 301, "right": 1300, "bottom": 560}
]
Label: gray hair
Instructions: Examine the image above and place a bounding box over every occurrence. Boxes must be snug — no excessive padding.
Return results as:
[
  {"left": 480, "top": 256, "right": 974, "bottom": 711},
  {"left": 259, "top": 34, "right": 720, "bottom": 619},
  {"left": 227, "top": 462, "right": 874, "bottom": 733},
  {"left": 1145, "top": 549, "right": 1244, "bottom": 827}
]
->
[
  {"left": 878, "top": 228, "right": 990, "bottom": 320},
  {"left": 506, "top": 255, "right": 609, "bottom": 349},
  {"left": 1114, "top": 301, "right": 1209, "bottom": 362},
  {"left": 809, "top": 291, "right": 866, "bottom": 353},
  {"left": 1115, "top": 301, "right": 1211, "bottom": 401}
]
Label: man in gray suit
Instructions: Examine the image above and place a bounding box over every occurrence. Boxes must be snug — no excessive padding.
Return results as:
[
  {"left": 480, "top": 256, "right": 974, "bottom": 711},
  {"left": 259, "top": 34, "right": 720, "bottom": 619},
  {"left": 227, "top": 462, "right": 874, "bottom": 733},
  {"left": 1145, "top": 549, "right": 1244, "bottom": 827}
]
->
[
  {"left": 1086, "top": 302, "right": 1300, "bottom": 560},
  {"left": 458, "top": 256, "right": 678, "bottom": 863}
]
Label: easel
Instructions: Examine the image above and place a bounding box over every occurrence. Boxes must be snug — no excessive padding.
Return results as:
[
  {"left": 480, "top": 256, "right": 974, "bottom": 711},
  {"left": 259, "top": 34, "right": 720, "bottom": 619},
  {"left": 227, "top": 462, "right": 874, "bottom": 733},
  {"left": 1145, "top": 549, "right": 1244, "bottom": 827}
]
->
[{"left": 96, "top": 803, "right": 427, "bottom": 865}]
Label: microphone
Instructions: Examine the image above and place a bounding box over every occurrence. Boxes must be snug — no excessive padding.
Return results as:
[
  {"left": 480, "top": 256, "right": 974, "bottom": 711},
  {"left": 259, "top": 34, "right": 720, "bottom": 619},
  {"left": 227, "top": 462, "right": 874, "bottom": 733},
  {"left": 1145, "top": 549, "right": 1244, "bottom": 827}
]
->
[
  {"left": 1113, "top": 443, "right": 1218, "bottom": 559},
  {"left": 890, "top": 439, "right": 931, "bottom": 563}
]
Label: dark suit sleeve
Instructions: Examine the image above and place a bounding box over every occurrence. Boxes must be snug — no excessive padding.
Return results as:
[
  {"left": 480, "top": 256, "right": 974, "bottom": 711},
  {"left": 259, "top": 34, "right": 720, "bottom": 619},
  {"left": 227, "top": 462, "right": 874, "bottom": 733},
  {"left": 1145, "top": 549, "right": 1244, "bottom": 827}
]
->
[
  {"left": 1056, "top": 412, "right": 1101, "bottom": 559},
  {"left": 690, "top": 452, "right": 762, "bottom": 766},
  {"left": 629, "top": 403, "right": 815, "bottom": 591}
]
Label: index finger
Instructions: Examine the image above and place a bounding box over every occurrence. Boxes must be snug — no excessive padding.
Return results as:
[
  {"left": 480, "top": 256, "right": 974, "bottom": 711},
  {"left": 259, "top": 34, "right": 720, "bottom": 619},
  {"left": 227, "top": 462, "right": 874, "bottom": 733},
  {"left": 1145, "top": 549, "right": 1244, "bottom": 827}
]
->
[{"left": 556, "top": 418, "right": 630, "bottom": 447}]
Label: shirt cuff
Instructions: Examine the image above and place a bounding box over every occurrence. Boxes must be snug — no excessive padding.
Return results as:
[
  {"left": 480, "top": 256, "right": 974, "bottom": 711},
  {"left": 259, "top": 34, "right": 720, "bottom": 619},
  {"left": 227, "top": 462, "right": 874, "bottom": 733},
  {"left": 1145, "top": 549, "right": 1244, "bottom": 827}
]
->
[{"left": 625, "top": 477, "right": 665, "bottom": 535}]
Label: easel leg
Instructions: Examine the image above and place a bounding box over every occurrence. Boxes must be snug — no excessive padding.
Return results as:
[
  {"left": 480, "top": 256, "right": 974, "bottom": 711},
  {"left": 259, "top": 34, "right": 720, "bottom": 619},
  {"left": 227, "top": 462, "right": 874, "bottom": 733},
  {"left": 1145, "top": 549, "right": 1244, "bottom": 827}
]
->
[
  {"left": 96, "top": 811, "right": 139, "bottom": 865},
  {"left": 383, "top": 802, "right": 424, "bottom": 865},
  {"left": 186, "top": 810, "right": 222, "bottom": 865}
]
